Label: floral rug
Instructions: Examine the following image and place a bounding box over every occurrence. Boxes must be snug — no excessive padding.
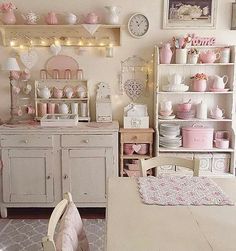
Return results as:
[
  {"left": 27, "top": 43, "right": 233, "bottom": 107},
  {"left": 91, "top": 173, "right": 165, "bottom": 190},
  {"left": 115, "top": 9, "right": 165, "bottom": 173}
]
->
[
  {"left": 138, "top": 176, "right": 234, "bottom": 206},
  {"left": 0, "top": 219, "right": 105, "bottom": 251}
]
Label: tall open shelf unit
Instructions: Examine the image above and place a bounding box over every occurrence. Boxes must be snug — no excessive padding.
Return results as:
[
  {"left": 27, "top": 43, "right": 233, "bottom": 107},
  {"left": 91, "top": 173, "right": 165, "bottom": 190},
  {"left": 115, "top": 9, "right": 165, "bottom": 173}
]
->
[{"left": 153, "top": 45, "right": 236, "bottom": 177}]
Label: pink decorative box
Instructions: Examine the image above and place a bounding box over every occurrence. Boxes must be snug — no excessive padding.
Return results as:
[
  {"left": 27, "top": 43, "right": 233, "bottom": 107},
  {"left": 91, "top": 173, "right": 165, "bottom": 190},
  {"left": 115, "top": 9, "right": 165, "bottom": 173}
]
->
[{"left": 182, "top": 124, "right": 214, "bottom": 149}]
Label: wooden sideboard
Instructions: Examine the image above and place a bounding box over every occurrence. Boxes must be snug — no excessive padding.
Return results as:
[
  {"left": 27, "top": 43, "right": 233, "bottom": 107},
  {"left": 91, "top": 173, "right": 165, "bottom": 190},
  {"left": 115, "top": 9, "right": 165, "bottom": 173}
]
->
[{"left": 0, "top": 121, "right": 119, "bottom": 218}]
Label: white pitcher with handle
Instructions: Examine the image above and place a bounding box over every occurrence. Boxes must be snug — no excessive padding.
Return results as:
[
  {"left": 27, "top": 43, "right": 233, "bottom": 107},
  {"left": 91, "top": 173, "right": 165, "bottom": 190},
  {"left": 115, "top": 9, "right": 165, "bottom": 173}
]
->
[{"left": 211, "top": 75, "right": 228, "bottom": 89}]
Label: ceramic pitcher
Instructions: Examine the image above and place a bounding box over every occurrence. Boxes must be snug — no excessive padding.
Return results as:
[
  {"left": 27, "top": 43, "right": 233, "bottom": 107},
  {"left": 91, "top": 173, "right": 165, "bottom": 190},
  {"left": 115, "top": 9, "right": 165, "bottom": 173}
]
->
[
  {"left": 160, "top": 43, "right": 173, "bottom": 64},
  {"left": 105, "top": 6, "right": 121, "bottom": 24}
]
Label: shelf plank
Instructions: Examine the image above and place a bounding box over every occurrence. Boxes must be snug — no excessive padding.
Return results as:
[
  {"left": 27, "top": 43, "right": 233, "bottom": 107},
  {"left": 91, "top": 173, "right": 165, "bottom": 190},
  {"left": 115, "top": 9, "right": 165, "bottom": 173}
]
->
[
  {"left": 120, "top": 155, "right": 150, "bottom": 159},
  {"left": 158, "top": 118, "right": 232, "bottom": 122},
  {"left": 35, "top": 98, "right": 88, "bottom": 101},
  {"left": 159, "top": 147, "right": 234, "bottom": 153},
  {"left": 158, "top": 63, "right": 235, "bottom": 66},
  {"left": 157, "top": 91, "right": 233, "bottom": 94}
]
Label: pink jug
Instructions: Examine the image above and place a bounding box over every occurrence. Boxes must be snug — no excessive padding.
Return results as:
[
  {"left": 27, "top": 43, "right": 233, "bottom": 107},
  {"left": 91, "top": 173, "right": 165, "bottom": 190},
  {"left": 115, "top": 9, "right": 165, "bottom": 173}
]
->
[
  {"left": 160, "top": 43, "right": 173, "bottom": 64},
  {"left": 45, "top": 11, "right": 58, "bottom": 25}
]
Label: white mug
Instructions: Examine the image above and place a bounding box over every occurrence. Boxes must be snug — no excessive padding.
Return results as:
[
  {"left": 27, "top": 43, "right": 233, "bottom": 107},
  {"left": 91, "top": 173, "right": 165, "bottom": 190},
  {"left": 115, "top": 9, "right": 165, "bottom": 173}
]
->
[
  {"left": 71, "top": 103, "right": 79, "bottom": 114},
  {"left": 80, "top": 103, "right": 87, "bottom": 117},
  {"left": 160, "top": 101, "right": 172, "bottom": 112}
]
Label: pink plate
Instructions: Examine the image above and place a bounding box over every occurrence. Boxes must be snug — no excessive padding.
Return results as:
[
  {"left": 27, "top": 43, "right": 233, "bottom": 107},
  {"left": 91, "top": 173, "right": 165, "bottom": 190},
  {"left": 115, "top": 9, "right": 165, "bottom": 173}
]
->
[
  {"left": 46, "top": 55, "right": 79, "bottom": 79},
  {"left": 209, "top": 88, "right": 229, "bottom": 92}
]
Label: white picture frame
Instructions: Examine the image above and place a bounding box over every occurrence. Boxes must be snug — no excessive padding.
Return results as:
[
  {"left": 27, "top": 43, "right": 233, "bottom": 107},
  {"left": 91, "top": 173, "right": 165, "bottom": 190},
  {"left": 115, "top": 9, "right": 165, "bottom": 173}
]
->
[{"left": 163, "top": 0, "right": 218, "bottom": 29}]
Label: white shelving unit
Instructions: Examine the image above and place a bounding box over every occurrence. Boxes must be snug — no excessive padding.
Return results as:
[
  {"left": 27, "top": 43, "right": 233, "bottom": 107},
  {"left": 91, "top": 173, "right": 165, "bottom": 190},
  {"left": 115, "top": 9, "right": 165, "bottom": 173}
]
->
[
  {"left": 34, "top": 79, "right": 90, "bottom": 122},
  {"left": 153, "top": 45, "right": 236, "bottom": 177}
]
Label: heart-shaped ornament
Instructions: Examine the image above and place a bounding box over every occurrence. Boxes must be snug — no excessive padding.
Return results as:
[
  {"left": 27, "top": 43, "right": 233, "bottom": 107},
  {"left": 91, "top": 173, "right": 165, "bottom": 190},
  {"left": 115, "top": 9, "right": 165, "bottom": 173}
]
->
[
  {"left": 132, "top": 144, "right": 142, "bottom": 153},
  {"left": 124, "top": 79, "right": 144, "bottom": 101},
  {"left": 50, "top": 43, "right": 62, "bottom": 55},
  {"left": 19, "top": 49, "right": 38, "bottom": 69}
]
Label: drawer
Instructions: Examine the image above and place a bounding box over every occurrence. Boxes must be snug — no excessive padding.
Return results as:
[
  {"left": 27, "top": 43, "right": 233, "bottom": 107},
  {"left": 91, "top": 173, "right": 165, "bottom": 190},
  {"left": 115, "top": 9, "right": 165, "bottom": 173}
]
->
[
  {"left": 121, "top": 132, "right": 153, "bottom": 143},
  {"left": 0, "top": 135, "right": 53, "bottom": 148},
  {"left": 61, "top": 134, "right": 113, "bottom": 147}
]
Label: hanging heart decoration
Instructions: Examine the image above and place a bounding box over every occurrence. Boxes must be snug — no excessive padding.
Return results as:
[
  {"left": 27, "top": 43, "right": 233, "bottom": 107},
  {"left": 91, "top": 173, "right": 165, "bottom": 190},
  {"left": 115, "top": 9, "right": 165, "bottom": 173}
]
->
[
  {"left": 50, "top": 43, "right": 62, "bottom": 55},
  {"left": 132, "top": 144, "right": 142, "bottom": 153},
  {"left": 124, "top": 79, "right": 144, "bottom": 101},
  {"left": 19, "top": 49, "right": 38, "bottom": 69}
]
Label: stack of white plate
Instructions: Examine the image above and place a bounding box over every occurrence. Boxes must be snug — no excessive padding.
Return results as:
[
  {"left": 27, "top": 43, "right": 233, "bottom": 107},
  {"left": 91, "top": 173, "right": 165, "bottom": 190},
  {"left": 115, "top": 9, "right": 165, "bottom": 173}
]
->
[{"left": 159, "top": 123, "right": 182, "bottom": 148}]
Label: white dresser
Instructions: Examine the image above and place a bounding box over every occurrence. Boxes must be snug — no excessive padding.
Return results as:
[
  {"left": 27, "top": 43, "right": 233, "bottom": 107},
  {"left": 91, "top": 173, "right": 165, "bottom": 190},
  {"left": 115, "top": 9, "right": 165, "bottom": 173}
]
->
[{"left": 0, "top": 121, "right": 119, "bottom": 218}]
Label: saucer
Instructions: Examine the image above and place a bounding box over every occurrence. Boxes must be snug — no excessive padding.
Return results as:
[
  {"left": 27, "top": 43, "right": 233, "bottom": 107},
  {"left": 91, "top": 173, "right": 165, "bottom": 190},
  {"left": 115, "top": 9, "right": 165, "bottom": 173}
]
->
[
  {"left": 158, "top": 114, "right": 175, "bottom": 120},
  {"left": 209, "top": 88, "right": 229, "bottom": 92},
  {"left": 210, "top": 115, "right": 225, "bottom": 120}
]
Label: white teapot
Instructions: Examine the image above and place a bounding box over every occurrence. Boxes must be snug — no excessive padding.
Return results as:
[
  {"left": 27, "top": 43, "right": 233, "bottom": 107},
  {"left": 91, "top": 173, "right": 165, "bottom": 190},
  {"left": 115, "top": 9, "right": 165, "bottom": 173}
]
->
[
  {"left": 168, "top": 73, "right": 184, "bottom": 85},
  {"left": 64, "top": 13, "right": 78, "bottom": 25},
  {"left": 210, "top": 105, "right": 225, "bottom": 119},
  {"left": 37, "top": 86, "right": 51, "bottom": 99},
  {"left": 21, "top": 11, "right": 40, "bottom": 25},
  {"left": 210, "top": 75, "right": 228, "bottom": 89}
]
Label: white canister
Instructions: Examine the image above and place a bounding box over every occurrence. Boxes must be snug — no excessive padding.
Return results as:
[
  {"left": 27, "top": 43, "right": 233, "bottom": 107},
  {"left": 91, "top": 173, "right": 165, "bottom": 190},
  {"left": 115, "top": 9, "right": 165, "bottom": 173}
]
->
[
  {"left": 196, "top": 101, "right": 207, "bottom": 119},
  {"left": 71, "top": 103, "right": 79, "bottom": 115},
  {"left": 220, "top": 47, "right": 230, "bottom": 63},
  {"left": 187, "top": 54, "right": 199, "bottom": 64},
  {"left": 175, "top": 48, "right": 187, "bottom": 64},
  {"left": 80, "top": 103, "right": 87, "bottom": 117}
]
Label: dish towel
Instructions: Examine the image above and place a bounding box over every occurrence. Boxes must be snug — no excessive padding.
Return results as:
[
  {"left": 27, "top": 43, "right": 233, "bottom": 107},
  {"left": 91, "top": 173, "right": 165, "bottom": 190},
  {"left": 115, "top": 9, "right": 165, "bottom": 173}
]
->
[{"left": 137, "top": 176, "right": 234, "bottom": 206}]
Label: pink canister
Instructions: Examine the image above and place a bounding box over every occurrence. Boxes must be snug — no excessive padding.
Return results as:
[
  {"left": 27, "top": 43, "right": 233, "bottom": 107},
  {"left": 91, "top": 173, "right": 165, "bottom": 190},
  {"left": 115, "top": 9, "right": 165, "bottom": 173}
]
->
[
  {"left": 160, "top": 43, "right": 173, "bottom": 64},
  {"left": 182, "top": 124, "right": 214, "bottom": 149}
]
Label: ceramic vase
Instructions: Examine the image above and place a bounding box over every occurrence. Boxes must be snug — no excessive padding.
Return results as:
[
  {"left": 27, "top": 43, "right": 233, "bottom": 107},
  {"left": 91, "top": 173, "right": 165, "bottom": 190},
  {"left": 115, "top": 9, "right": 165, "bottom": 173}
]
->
[
  {"left": 193, "top": 79, "right": 207, "bottom": 92},
  {"left": 160, "top": 43, "right": 172, "bottom": 64},
  {"left": 2, "top": 10, "right": 16, "bottom": 24},
  {"left": 175, "top": 48, "right": 187, "bottom": 64}
]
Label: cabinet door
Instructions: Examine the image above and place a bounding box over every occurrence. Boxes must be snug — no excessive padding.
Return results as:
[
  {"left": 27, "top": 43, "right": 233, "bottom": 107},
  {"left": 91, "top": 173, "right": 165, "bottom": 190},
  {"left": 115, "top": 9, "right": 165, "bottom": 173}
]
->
[
  {"left": 62, "top": 148, "right": 113, "bottom": 203},
  {"left": 2, "top": 149, "right": 54, "bottom": 203}
]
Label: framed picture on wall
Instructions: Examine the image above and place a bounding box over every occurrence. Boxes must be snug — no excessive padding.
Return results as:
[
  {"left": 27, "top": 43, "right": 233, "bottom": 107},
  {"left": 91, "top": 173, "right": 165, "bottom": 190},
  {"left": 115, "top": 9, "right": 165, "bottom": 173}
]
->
[
  {"left": 163, "top": 0, "right": 218, "bottom": 29},
  {"left": 231, "top": 2, "right": 236, "bottom": 30}
]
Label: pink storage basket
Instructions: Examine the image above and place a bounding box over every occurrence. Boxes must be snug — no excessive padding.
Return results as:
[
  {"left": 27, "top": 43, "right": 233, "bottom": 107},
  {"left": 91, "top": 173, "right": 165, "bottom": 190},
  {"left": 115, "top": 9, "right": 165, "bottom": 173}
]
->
[
  {"left": 182, "top": 124, "right": 214, "bottom": 149},
  {"left": 124, "top": 144, "right": 134, "bottom": 155}
]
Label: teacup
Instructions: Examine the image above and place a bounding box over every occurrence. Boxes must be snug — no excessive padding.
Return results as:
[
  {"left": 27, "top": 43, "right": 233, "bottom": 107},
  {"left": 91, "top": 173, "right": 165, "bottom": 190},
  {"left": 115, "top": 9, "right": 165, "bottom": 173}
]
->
[{"left": 23, "top": 84, "right": 32, "bottom": 95}]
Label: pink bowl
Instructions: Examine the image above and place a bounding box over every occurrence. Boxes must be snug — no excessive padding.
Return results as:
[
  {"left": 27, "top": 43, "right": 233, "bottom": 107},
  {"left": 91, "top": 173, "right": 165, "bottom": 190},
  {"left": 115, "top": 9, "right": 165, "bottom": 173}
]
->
[
  {"left": 214, "top": 139, "right": 229, "bottom": 149},
  {"left": 124, "top": 144, "right": 134, "bottom": 155},
  {"left": 177, "top": 103, "right": 192, "bottom": 112},
  {"left": 137, "top": 144, "right": 148, "bottom": 155}
]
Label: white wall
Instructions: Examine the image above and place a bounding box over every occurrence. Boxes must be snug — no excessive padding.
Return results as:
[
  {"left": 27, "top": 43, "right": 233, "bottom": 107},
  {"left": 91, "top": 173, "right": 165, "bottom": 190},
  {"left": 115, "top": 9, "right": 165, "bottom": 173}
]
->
[{"left": 0, "top": 0, "right": 235, "bottom": 125}]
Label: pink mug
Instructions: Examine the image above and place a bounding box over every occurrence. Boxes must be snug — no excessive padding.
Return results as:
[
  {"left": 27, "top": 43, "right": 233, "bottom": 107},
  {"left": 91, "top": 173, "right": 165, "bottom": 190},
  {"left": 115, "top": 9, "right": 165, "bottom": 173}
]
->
[
  {"left": 26, "top": 105, "right": 35, "bottom": 115},
  {"left": 47, "top": 103, "right": 55, "bottom": 114},
  {"left": 21, "top": 69, "right": 31, "bottom": 81},
  {"left": 37, "top": 102, "right": 47, "bottom": 117}
]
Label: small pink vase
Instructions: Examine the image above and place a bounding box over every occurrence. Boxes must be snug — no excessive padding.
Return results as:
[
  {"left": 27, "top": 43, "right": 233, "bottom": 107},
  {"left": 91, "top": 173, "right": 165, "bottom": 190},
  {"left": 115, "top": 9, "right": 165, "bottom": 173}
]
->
[
  {"left": 160, "top": 43, "right": 173, "bottom": 64},
  {"left": 193, "top": 79, "right": 207, "bottom": 92},
  {"left": 2, "top": 9, "right": 16, "bottom": 24}
]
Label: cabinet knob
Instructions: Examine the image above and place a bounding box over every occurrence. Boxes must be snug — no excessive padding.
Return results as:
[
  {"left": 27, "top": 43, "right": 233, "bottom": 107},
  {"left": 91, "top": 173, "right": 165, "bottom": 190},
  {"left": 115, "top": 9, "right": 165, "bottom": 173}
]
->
[
  {"left": 64, "top": 174, "right": 68, "bottom": 179},
  {"left": 83, "top": 139, "right": 89, "bottom": 143},
  {"left": 47, "top": 175, "right": 51, "bottom": 179}
]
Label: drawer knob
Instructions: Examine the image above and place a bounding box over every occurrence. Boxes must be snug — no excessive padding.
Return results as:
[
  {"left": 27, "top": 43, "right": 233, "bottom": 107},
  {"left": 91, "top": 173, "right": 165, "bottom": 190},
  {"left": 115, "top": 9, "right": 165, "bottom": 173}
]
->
[
  {"left": 83, "top": 139, "right": 89, "bottom": 143},
  {"left": 47, "top": 175, "right": 51, "bottom": 179},
  {"left": 64, "top": 174, "right": 68, "bottom": 179},
  {"left": 22, "top": 139, "right": 28, "bottom": 144},
  {"left": 132, "top": 136, "right": 138, "bottom": 140}
]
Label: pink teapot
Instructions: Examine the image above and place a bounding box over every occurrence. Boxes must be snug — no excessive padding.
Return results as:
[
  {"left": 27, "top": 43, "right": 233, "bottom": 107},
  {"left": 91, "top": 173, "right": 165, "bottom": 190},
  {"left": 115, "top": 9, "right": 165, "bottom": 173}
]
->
[
  {"left": 52, "top": 87, "right": 63, "bottom": 98},
  {"left": 45, "top": 11, "right": 58, "bottom": 25},
  {"left": 85, "top": 12, "right": 99, "bottom": 24},
  {"left": 200, "top": 50, "right": 220, "bottom": 63}
]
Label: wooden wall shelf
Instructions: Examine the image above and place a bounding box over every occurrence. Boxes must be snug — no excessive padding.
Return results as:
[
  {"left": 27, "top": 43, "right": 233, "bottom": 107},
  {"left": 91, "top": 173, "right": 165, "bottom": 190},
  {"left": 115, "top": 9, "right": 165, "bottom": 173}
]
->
[{"left": 0, "top": 24, "right": 121, "bottom": 47}]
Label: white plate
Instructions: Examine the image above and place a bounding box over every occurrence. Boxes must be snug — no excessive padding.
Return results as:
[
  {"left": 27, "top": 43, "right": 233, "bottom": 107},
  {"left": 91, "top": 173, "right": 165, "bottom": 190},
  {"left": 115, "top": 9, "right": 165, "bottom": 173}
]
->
[{"left": 158, "top": 114, "right": 176, "bottom": 120}]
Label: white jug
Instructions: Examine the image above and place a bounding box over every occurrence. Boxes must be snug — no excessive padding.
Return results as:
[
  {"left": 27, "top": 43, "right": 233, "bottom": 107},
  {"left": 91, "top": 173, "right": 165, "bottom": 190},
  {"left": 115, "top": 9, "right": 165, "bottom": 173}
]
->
[
  {"left": 168, "top": 73, "right": 184, "bottom": 85},
  {"left": 105, "top": 6, "right": 121, "bottom": 24},
  {"left": 196, "top": 101, "right": 207, "bottom": 119},
  {"left": 211, "top": 75, "right": 228, "bottom": 89}
]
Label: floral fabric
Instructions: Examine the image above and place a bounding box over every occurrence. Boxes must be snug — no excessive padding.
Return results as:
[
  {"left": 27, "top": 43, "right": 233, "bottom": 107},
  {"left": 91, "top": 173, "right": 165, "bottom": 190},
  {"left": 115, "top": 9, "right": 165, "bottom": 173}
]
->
[{"left": 137, "top": 176, "right": 234, "bottom": 206}]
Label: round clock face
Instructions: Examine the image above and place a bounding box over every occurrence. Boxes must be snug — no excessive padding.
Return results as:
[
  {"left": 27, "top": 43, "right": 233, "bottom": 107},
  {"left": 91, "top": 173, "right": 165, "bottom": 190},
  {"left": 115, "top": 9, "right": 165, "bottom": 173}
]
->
[{"left": 128, "top": 13, "right": 149, "bottom": 38}]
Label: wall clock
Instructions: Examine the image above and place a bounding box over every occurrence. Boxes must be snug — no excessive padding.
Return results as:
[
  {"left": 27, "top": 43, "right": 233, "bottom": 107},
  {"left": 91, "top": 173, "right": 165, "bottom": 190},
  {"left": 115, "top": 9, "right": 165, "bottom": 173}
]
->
[{"left": 128, "top": 13, "right": 149, "bottom": 38}]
